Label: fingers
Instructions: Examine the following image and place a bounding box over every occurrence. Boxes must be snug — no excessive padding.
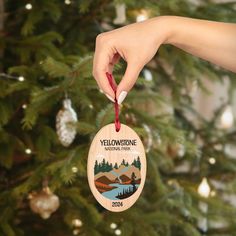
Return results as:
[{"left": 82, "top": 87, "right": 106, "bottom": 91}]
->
[
  {"left": 93, "top": 34, "right": 116, "bottom": 102},
  {"left": 116, "top": 60, "right": 142, "bottom": 104},
  {"left": 108, "top": 53, "right": 120, "bottom": 73},
  {"left": 93, "top": 33, "right": 143, "bottom": 105},
  {"left": 107, "top": 53, "right": 120, "bottom": 90}
]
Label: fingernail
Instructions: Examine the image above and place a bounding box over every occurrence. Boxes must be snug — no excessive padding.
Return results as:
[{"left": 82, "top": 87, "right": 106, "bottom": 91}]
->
[
  {"left": 117, "top": 91, "right": 127, "bottom": 105},
  {"left": 105, "top": 93, "right": 115, "bottom": 103}
]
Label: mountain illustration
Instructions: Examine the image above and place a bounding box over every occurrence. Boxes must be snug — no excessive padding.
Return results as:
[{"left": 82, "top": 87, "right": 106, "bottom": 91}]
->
[
  {"left": 119, "top": 174, "right": 130, "bottom": 182},
  {"left": 96, "top": 176, "right": 114, "bottom": 185},
  {"left": 94, "top": 165, "right": 140, "bottom": 183},
  {"left": 94, "top": 157, "right": 141, "bottom": 199},
  {"left": 95, "top": 171, "right": 117, "bottom": 182}
]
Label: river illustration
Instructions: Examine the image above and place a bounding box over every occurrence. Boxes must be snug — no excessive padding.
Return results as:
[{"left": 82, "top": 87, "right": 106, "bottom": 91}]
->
[{"left": 102, "top": 183, "right": 140, "bottom": 200}]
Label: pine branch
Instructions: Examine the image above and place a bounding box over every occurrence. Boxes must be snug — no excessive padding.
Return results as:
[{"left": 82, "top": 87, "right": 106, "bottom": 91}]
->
[{"left": 41, "top": 57, "right": 71, "bottom": 78}]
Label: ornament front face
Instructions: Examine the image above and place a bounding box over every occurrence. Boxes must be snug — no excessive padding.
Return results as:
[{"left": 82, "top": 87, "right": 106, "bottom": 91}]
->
[{"left": 88, "top": 124, "right": 146, "bottom": 212}]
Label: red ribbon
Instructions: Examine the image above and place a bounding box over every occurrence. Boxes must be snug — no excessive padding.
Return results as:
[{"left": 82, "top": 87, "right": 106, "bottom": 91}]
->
[{"left": 106, "top": 72, "right": 121, "bottom": 132}]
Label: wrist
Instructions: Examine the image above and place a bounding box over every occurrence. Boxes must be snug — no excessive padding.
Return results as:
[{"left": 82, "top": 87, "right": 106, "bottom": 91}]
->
[{"left": 151, "top": 16, "right": 178, "bottom": 45}]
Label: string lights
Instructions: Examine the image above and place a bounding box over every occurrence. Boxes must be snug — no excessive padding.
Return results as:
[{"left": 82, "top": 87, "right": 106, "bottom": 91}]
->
[
  {"left": 197, "top": 178, "right": 211, "bottom": 233},
  {"left": 115, "top": 229, "right": 122, "bottom": 235},
  {"left": 25, "top": 148, "right": 32, "bottom": 154},
  {"left": 72, "top": 219, "right": 83, "bottom": 227},
  {"left": 65, "top": 0, "right": 71, "bottom": 5},
  {"left": 71, "top": 166, "right": 78, "bottom": 173},
  {"left": 220, "top": 105, "right": 234, "bottom": 129},
  {"left": 0, "top": 73, "right": 25, "bottom": 81},
  {"left": 73, "top": 229, "right": 79, "bottom": 235},
  {"left": 110, "top": 223, "right": 117, "bottom": 229},
  {"left": 110, "top": 222, "right": 121, "bottom": 235},
  {"left": 198, "top": 177, "right": 211, "bottom": 198},
  {"left": 18, "top": 76, "right": 25, "bottom": 82},
  {"left": 25, "top": 3, "right": 32, "bottom": 10},
  {"left": 22, "top": 104, "right": 27, "bottom": 109},
  {"left": 208, "top": 157, "right": 216, "bottom": 165},
  {"left": 136, "top": 10, "right": 149, "bottom": 22}
]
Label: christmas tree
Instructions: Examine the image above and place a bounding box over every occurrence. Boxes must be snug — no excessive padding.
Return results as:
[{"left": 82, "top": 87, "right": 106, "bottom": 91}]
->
[{"left": 1, "top": 0, "right": 236, "bottom": 235}]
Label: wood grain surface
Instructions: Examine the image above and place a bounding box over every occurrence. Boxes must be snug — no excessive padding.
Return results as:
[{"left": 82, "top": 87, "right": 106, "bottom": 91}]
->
[{"left": 87, "top": 123, "right": 146, "bottom": 212}]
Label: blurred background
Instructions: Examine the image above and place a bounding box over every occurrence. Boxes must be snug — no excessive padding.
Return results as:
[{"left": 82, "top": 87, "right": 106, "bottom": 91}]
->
[{"left": 1, "top": 0, "right": 236, "bottom": 235}]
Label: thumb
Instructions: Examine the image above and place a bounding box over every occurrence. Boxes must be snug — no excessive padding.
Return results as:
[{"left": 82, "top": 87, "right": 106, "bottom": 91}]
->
[{"left": 116, "top": 61, "right": 142, "bottom": 105}]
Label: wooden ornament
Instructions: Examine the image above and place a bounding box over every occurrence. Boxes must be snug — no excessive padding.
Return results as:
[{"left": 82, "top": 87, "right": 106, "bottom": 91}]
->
[{"left": 88, "top": 123, "right": 146, "bottom": 212}]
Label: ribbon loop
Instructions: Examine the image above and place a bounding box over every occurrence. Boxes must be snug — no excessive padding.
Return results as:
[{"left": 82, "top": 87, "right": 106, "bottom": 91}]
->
[{"left": 106, "top": 72, "right": 121, "bottom": 132}]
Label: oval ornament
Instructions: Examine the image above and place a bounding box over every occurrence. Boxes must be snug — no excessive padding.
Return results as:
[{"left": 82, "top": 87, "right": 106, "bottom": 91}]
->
[{"left": 88, "top": 123, "right": 146, "bottom": 212}]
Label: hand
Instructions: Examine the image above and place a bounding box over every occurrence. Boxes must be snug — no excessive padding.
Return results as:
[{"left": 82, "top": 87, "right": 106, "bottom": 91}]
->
[
  {"left": 93, "top": 16, "right": 236, "bottom": 104},
  {"left": 93, "top": 17, "right": 169, "bottom": 104}
]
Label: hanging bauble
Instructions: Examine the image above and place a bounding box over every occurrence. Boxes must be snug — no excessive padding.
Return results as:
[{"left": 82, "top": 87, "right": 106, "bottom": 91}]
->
[
  {"left": 219, "top": 105, "right": 234, "bottom": 129},
  {"left": 142, "top": 124, "right": 153, "bottom": 153},
  {"left": 113, "top": 3, "right": 126, "bottom": 25},
  {"left": 29, "top": 187, "right": 60, "bottom": 219},
  {"left": 125, "top": 113, "right": 137, "bottom": 125},
  {"left": 167, "top": 143, "right": 185, "bottom": 158},
  {"left": 56, "top": 98, "right": 78, "bottom": 147}
]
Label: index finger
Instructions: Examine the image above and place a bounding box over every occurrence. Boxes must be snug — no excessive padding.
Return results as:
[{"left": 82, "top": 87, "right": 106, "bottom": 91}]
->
[{"left": 93, "top": 35, "right": 116, "bottom": 102}]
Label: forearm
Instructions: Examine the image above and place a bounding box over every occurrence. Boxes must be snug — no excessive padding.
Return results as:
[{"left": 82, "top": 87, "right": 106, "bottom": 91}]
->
[
  {"left": 93, "top": 15, "right": 236, "bottom": 101},
  {"left": 157, "top": 16, "right": 236, "bottom": 72}
]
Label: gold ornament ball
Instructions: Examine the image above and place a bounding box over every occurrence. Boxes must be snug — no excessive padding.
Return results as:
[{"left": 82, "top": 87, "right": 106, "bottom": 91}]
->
[{"left": 29, "top": 187, "right": 60, "bottom": 219}]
